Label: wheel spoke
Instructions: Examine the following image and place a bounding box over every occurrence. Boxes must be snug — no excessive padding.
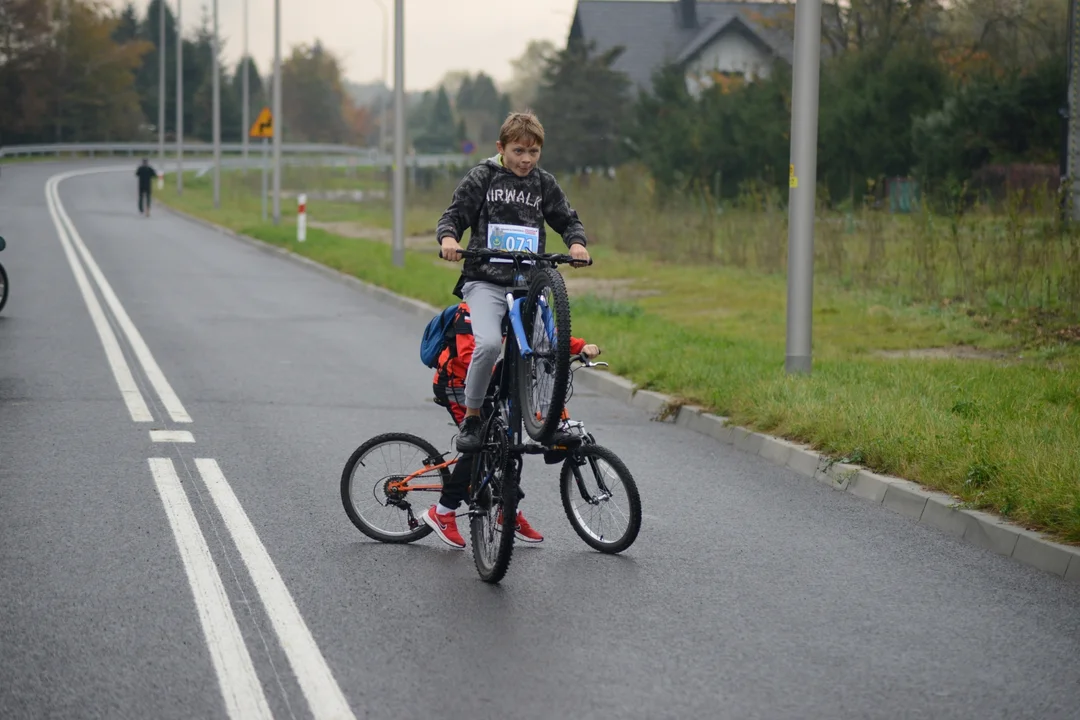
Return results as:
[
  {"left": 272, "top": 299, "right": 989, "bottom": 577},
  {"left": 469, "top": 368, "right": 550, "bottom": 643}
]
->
[{"left": 341, "top": 434, "right": 447, "bottom": 543}]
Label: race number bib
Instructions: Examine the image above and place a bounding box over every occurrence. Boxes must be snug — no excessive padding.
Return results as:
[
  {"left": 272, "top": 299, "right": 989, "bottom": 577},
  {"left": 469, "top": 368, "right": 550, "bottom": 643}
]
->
[{"left": 487, "top": 223, "right": 539, "bottom": 262}]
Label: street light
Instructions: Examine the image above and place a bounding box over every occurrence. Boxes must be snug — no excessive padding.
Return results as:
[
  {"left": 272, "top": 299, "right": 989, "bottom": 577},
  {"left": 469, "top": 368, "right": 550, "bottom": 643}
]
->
[
  {"left": 1068, "top": 0, "right": 1080, "bottom": 220},
  {"left": 784, "top": 0, "right": 823, "bottom": 374},
  {"left": 272, "top": 0, "right": 282, "bottom": 224},
  {"left": 176, "top": 0, "right": 183, "bottom": 194},
  {"left": 212, "top": 0, "right": 221, "bottom": 208},
  {"left": 158, "top": 0, "right": 165, "bottom": 187},
  {"left": 242, "top": 0, "right": 249, "bottom": 173},
  {"left": 392, "top": 0, "right": 405, "bottom": 267}
]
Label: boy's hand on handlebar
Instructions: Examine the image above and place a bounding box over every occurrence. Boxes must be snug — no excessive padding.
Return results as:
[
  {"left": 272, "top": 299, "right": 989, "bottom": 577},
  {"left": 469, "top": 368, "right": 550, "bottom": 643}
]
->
[
  {"left": 582, "top": 344, "right": 601, "bottom": 359},
  {"left": 569, "top": 243, "right": 590, "bottom": 267},
  {"left": 441, "top": 237, "right": 463, "bottom": 262}
]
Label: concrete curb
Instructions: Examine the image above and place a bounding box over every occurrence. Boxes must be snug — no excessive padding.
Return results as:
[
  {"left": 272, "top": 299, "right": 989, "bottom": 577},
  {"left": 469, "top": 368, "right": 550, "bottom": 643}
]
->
[
  {"left": 575, "top": 366, "right": 1080, "bottom": 583},
  {"left": 166, "top": 203, "right": 1080, "bottom": 584}
]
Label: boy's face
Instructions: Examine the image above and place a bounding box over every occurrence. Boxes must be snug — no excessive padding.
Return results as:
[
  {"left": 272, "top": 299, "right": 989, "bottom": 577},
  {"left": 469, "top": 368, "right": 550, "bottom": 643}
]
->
[{"left": 496, "top": 137, "right": 541, "bottom": 177}]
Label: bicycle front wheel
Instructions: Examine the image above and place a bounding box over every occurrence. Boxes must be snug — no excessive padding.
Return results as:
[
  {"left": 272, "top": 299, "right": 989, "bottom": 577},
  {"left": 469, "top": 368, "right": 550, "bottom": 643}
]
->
[
  {"left": 561, "top": 444, "right": 641, "bottom": 554},
  {"left": 341, "top": 432, "right": 448, "bottom": 543},
  {"left": 0, "top": 262, "right": 8, "bottom": 314},
  {"left": 519, "top": 267, "right": 571, "bottom": 443}
]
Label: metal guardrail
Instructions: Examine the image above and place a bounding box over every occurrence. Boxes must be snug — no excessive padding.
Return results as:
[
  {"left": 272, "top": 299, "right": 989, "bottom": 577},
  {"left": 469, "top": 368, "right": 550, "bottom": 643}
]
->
[{"left": 0, "top": 142, "right": 469, "bottom": 168}]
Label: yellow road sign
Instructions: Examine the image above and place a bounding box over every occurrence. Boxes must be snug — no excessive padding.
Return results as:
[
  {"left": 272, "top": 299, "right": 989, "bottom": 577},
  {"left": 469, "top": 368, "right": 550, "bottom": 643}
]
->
[{"left": 249, "top": 107, "right": 273, "bottom": 138}]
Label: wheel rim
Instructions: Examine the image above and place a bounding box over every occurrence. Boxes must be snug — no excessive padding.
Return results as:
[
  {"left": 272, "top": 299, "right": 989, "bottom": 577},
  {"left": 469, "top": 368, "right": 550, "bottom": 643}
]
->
[
  {"left": 568, "top": 453, "right": 634, "bottom": 546},
  {"left": 347, "top": 440, "right": 441, "bottom": 538},
  {"left": 471, "top": 419, "right": 514, "bottom": 577},
  {"left": 472, "top": 453, "right": 505, "bottom": 572},
  {"left": 526, "top": 288, "right": 558, "bottom": 424},
  {"left": 474, "top": 487, "right": 504, "bottom": 572}
]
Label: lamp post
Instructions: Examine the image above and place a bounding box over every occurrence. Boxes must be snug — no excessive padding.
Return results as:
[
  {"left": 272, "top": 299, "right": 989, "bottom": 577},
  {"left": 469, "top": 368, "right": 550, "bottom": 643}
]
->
[
  {"left": 176, "top": 0, "right": 183, "bottom": 194},
  {"left": 212, "top": 0, "right": 220, "bottom": 208},
  {"left": 784, "top": 0, "right": 823, "bottom": 374},
  {"left": 392, "top": 0, "right": 405, "bottom": 267},
  {"left": 158, "top": 0, "right": 165, "bottom": 186},
  {"left": 242, "top": 0, "right": 249, "bottom": 173},
  {"left": 272, "top": 0, "right": 282, "bottom": 224}
]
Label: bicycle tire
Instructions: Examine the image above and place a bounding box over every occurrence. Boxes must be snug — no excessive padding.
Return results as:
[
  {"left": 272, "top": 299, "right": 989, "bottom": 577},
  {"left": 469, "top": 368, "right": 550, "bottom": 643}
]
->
[
  {"left": 0, "top": 262, "right": 8, "bottom": 314},
  {"left": 519, "top": 267, "right": 571, "bottom": 443},
  {"left": 470, "top": 418, "right": 518, "bottom": 583},
  {"left": 560, "top": 444, "right": 641, "bottom": 554},
  {"left": 341, "top": 432, "right": 448, "bottom": 544}
]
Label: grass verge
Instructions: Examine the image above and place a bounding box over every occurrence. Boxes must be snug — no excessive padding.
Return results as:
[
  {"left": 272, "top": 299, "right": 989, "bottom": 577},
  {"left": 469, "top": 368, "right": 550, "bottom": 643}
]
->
[{"left": 160, "top": 172, "right": 1080, "bottom": 545}]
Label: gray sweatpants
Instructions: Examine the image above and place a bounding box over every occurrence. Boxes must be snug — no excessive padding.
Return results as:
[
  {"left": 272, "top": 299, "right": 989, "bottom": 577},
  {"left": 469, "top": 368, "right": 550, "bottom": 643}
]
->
[{"left": 462, "top": 280, "right": 509, "bottom": 410}]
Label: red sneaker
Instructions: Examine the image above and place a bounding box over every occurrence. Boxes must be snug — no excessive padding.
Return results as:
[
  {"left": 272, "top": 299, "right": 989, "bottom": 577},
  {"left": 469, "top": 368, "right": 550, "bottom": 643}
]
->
[
  {"left": 512, "top": 510, "right": 544, "bottom": 544},
  {"left": 423, "top": 506, "right": 465, "bottom": 549}
]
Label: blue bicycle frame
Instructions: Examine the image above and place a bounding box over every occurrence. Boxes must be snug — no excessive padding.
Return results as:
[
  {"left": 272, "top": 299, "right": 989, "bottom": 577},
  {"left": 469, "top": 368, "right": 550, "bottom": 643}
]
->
[{"left": 505, "top": 290, "right": 556, "bottom": 359}]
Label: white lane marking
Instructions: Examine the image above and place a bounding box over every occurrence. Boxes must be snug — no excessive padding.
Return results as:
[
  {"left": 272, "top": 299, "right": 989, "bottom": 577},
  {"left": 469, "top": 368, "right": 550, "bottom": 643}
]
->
[
  {"left": 148, "top": 458, "right": 274, "bottom": 720},
  {"left": 150, "top": 430, "right": 196, "bottom": 443},
  {"left": 48, "top": 169, "right": 192, "bottom": 423},
  {"left": 44, "top": 177, "right": 153, "bottom": 422},
  {"left": 195, "top": 459, "right": 359, "bottom": 720}
]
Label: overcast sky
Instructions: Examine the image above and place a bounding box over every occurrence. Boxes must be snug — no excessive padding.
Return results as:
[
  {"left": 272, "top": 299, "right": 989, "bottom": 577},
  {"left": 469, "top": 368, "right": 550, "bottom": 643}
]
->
[{"left": 121, "top": 0, "right": 580, "bottom": 91}]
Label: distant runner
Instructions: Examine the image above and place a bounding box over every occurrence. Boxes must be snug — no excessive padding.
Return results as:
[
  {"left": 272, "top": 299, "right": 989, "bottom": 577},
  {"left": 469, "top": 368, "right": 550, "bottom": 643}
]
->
[{"left": 136, "top": 159, "right": 157, "bottom": 217}]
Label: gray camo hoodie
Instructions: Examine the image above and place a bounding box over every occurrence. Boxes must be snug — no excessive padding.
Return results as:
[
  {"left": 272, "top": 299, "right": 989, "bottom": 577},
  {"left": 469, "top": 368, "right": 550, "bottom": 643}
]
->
[{"left": 435, "top": 155, "right": 586, "bottom": 297}]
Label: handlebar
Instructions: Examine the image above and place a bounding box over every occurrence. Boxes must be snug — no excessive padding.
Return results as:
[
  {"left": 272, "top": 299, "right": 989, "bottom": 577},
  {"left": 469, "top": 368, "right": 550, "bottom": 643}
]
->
[
  {"left": 441, "top": 247, "right": 593, "bottom": 267},
  {"left": 572, "top": 351, "right": 608, "bottom": 370}
]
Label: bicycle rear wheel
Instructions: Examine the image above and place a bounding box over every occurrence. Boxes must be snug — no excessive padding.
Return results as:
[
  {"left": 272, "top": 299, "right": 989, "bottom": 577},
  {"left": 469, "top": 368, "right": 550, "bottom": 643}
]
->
[
  {"left": 519, "top": 267, "right": 571, "bottom": 443},
  {"left": 470, "top": 417, "right": 519, "bottom": 583},
  {"left": 560, "top": 444, "right": 641, "bottom": 554},
  {"left": 341, "top": 432, "right": 448, "bottom": 543}
]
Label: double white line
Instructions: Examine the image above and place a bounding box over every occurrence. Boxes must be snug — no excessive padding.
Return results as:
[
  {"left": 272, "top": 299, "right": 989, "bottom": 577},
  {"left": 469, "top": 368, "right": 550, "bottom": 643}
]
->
[
  {"left": 46, "top": 169, "right": 188, "bottom": 423},
  {"left": 46, "top": 170, "right": 358, "bottom": 720}
]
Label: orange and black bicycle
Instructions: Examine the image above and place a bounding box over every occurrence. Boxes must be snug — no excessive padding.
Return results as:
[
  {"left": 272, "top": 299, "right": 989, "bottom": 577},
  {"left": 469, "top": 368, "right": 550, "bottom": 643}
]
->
[{"left": 340, "top": 352, "right": 642, "bottom": 580}]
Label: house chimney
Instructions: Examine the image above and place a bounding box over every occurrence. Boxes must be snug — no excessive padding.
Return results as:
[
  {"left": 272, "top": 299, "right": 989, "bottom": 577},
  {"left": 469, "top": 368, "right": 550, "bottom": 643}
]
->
[{"left": 679, "top": 0, "right": 698, "bottom": 29}]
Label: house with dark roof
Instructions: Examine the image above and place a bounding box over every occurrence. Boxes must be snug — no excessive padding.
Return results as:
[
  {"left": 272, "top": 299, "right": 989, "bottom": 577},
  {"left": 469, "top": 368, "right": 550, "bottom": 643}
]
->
[{"left": 568, "top": 0, "right": 837, "bottom": 96}]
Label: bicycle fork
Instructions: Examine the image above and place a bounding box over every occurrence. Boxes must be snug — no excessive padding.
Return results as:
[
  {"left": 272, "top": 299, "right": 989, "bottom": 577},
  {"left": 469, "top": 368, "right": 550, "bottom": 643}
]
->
[{"left": 506, "top": 291, "right": 556, "bottom": 360}]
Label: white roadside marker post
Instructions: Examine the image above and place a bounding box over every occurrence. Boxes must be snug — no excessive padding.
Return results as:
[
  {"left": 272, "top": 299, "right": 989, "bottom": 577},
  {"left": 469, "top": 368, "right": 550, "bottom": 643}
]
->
[{"left": 297, "top": 193, "right": 307, "bottom": 242}]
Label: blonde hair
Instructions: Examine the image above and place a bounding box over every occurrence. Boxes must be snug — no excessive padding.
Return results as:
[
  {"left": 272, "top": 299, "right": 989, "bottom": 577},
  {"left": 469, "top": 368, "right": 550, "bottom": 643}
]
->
[{"left": 499, "top": 111, "right": 545, "bottom": 148}]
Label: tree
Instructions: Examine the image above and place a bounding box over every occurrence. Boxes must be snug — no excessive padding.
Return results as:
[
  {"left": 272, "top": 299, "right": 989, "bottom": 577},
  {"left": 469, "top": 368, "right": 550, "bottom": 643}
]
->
[
  {"left": 112, "top": 3, "right": 138, "bottom": 44},
  {"left": 135, "top": 0, "right": 180, "bottom": 137},
  {"left": 436, "top": 69, "right": 472, "bottom": 99},
  {"left": 281, "top": 41, "right": 350, "bottom": 143},
  {"left": 533, "top": 40, "right": 631, "bottom": 172},
  {"left": 816, "top": 41, "right": 948, "bottom": 200},
  {"left": 188, "top": 9, "right": 217, "bottom": 142},
  {"left": 231, "top": 55, "right": 265, "bottom": 138},
  {"left": 413, "top": 85, "right": 458, "bottom": 153},
  {"left": 343, "top": 103, "right": 374, "bottom": 146},
  {"left": 630, "top": 64, "right": 705, "bottom": 194},
  {"left": 507, "top": 39, "right": 556, "bottom": 110},
  {"left": 823, "top": 0, "right": 940, "bottom": 55},
  {"left": 937, "top": 0, "right": 1067, "bottom": 78},
  {"left": 455, "top": 72, "right": 507, "bottom": 146},
  {"left": 0, "top": 0, "right": 55, "bottom": 142},
  {"left": 913, "top": 51, "right": 1067, "bottom": 188},
  {"left": 50, "top": 0, "right": 151, "bottom": 141}
]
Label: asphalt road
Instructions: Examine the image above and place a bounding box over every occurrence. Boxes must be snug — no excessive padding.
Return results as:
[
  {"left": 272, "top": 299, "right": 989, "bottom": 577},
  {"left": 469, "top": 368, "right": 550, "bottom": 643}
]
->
[{"left": 2, "top": 161, "right": 1079, "bottom": 720}]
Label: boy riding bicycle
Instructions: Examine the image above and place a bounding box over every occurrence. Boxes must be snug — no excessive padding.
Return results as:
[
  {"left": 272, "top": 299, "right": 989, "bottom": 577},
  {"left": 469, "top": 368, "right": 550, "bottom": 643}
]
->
[
  {"left": 424, "top": 300, "right": 600, "bottom": 548},
  {"left": 429, "top": 110, "right": 592, "bottom": 547}
]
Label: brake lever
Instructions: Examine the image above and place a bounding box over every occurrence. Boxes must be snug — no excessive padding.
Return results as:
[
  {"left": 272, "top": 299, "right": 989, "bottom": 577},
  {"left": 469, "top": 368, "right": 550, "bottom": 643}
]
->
[{"left": 573, "top": 352, "right": 609, "bottom": 370}]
